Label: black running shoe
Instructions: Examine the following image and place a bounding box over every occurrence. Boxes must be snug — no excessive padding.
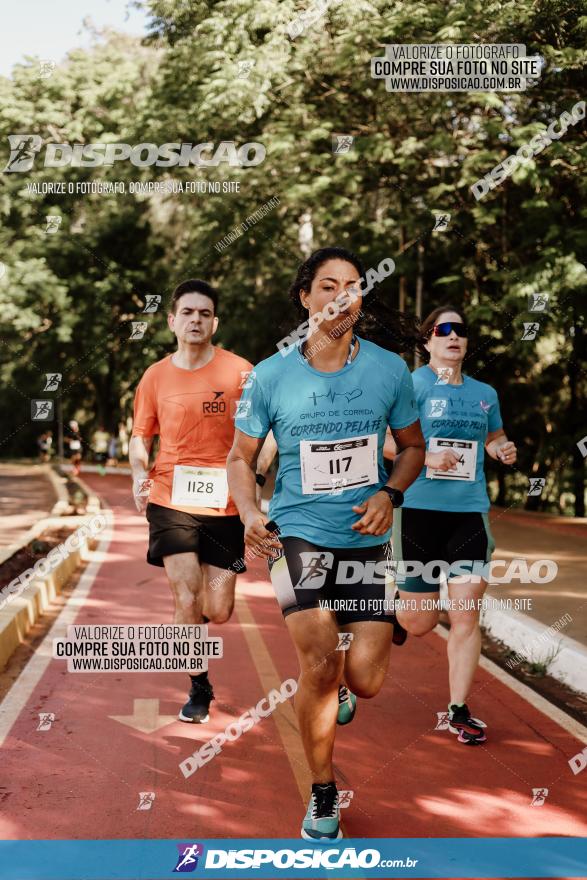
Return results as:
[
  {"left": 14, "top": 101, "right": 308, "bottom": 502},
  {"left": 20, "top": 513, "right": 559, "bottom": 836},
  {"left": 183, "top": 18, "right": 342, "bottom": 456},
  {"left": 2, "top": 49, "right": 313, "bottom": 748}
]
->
[
  {"left": 391, "top": 591, "right": 408, "bottom": 646},
  {"left": 179, "top": 675, "right": 214, "bottom": 723},
  {"left": 448, "top": 703, "right": 487, "bottom": 744}
]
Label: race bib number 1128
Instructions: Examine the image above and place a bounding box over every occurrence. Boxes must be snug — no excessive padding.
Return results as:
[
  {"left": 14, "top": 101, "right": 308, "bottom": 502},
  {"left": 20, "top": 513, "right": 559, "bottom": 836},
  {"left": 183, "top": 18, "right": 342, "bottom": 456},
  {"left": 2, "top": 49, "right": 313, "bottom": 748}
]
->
[{"left": 171, "top": 465, "right": 229, "bottom": 508}]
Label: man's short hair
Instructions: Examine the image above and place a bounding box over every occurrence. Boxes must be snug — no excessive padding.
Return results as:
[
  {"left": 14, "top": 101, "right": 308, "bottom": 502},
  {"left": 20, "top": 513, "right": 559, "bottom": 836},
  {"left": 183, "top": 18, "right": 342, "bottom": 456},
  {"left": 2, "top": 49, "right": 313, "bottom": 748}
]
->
[{"left": 170, "top": 279, "right": 219, "bottom": 314}]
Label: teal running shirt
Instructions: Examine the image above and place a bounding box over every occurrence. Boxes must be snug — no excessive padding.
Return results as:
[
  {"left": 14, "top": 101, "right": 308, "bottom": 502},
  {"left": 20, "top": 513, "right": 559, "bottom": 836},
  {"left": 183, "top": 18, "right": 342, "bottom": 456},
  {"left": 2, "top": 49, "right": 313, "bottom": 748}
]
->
[
  {"left": 403, "top": 365, "right": 502, "bottom": 513},
  {"left": 234, "top": 337, "right": 418, "bottom": 547}
]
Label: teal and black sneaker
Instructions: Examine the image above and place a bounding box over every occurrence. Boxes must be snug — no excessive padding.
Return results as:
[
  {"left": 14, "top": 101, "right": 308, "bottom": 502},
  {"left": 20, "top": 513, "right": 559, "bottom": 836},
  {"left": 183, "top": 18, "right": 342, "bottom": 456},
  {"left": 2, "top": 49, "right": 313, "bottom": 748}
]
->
[
  {"left": 337, "top": 684, "right": 357, "bottom": 725},
  {"left": 301, "top": 782, "right": 342, "bottom": 841}
]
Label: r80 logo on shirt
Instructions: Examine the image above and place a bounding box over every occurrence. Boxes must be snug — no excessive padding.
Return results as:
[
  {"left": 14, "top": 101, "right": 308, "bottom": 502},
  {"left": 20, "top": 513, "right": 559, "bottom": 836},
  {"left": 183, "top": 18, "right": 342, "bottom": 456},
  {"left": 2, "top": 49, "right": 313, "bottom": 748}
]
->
[{"left": 202, "top": 392, "right": 226, "bottom": 416}]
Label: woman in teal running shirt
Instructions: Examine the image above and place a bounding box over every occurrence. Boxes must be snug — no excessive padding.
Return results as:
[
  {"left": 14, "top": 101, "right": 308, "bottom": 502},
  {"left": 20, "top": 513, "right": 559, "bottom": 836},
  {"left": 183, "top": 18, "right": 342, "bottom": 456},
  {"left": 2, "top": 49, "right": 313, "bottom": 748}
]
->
[
  {"left": 228, "top": 247, "right": 425, "bottom": 839},
  {"left": 389, "top": 304, "right": 517, "bottom": 745}
]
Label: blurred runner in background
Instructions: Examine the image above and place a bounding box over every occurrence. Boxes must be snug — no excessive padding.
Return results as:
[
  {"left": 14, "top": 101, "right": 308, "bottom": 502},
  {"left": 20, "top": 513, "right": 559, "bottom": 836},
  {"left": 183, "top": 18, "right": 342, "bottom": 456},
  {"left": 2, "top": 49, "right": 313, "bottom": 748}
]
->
[
  {"left": 130, "top": 278, "right": 275, "bottom": 724},
  {"left": 65, "top": 420, "right": 83, "bottom": 477}
]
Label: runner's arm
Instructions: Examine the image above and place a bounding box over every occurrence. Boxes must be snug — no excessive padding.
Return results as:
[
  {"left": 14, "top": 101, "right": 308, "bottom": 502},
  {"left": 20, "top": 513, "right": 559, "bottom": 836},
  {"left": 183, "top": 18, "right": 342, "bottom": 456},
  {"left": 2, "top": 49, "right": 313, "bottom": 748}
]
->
[
  {"left": 352, "top": 420, "right": 426, "bottom": 535},
  {"left": 129, "top": 435, "right": 154, "bottom": 513},
  {"left": 383, "top": 426, "right": 397, "bottom": 461},
  {"left": 256, "top": 430, "right": 277, "bottom": 476},
  {"left": 387, "top": 424, "right": 459, "bottom": 470},
  {"left": 485, "top": 429, "right": 517, "bottom": 464},
  {"left": 227, "top": 430, "right": 282, "bottom": 557},
  {"left": 386, "top": 420, "right": 426, "bottom": 491},
  {"left": 255, "top": 430, "right": 277, "bottom": 505}
]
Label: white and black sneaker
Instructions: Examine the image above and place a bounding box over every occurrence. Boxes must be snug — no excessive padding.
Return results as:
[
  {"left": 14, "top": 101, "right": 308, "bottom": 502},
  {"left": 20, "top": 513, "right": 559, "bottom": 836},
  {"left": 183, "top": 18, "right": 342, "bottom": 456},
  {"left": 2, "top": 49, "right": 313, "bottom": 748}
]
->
[{"left": 179, "top": 673, "right": 214, "bottom": 723}]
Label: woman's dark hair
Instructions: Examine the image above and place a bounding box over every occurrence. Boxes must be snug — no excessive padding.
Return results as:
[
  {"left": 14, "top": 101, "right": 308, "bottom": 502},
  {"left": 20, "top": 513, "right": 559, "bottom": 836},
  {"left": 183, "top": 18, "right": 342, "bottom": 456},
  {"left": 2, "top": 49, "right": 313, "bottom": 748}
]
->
[
  {"left": 416, "top": 304, "right": 468, "bottom": 362},
  {"left": 288, "top": 247, "right": 365, "bottom": 318},
  {"left": 359, "top": 293, "right": 421, "bottom": 354},
  {"left": 288, "top": 247, "right": 424, "bottom": 354}
]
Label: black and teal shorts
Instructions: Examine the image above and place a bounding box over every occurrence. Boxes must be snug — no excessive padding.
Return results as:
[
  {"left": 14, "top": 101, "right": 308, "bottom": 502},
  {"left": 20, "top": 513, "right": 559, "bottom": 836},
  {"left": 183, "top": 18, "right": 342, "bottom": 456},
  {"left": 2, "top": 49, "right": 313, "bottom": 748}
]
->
[
  {"left": 391, "top": 507, "right": 495, "bottom": 593},
  {"left": 267, "top": 536, "right": 396, "bottom": 624}
]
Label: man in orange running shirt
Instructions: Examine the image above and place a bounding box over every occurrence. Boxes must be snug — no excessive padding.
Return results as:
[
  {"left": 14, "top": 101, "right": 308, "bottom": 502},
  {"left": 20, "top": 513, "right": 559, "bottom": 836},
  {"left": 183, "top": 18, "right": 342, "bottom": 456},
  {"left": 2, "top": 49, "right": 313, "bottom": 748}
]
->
[{"left": 130, "top": 279, "right": 275, "bottom": 723}]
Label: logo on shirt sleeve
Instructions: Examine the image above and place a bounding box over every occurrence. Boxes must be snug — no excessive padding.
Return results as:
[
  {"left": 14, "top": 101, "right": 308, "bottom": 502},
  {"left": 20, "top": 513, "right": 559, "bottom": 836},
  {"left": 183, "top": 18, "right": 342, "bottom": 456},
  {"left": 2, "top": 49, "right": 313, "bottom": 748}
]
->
[{"left": 233, "top": 400, "right": 252, "bottom": 420}]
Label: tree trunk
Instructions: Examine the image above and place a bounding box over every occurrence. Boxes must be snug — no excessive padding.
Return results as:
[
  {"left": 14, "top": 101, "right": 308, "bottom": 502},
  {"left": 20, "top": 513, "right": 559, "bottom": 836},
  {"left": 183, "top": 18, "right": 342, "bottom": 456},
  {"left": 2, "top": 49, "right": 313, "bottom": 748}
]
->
[
  {"left": 569, "top": 301, "right": 585, "bottom": 516},
  {"left": 414, "top": 241, "right": 424, "bottom": 368},
  {"left": 399, "top": 223, "right": 407, "bottom": 313}
]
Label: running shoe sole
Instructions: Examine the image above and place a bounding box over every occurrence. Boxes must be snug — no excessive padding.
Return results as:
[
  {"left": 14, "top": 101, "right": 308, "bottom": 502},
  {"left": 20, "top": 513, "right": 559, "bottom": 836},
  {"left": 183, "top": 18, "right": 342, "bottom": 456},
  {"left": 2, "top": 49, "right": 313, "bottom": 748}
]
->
[
  {"left": 448, "top": 722, "right": 487, "bottom": 744},
  {"left": 301, "top": 827, "right": 343, "bottom": 842},
  {"left": 178, "top": 710, "right": 210, "bottom": 723}
]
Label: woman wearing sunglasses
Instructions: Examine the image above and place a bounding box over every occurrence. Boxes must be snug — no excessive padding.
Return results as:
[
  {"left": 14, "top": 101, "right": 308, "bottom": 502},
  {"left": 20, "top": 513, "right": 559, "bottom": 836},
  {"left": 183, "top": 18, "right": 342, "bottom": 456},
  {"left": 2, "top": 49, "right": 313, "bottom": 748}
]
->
[{"left": 390, "top": 305, "right": 517, "bottom": 744}]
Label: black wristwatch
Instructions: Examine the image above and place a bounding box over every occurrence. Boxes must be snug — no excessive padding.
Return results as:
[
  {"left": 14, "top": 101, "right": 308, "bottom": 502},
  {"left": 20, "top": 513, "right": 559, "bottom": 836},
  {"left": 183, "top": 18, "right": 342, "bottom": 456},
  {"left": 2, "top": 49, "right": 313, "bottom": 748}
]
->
[
  {"left": 379, "top": 486, "right": 404, "bottom": 508},
  {"left": 255, "top": 473, "right": 266, "bottom": 487}
]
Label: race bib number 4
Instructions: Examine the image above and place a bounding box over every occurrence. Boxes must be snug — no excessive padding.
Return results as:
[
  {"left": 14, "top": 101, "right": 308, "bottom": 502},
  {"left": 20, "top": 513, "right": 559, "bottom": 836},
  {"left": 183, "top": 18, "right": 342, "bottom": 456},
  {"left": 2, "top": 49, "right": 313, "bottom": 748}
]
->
[
  {"left": 300, "top": 434, "right": 378, "bottom": 495},
  {"left": 425, "top": 438, "right": 478, "bottom": 482},
  {"left": 171, "top": 465, "right": 229, "bottom": 508}
]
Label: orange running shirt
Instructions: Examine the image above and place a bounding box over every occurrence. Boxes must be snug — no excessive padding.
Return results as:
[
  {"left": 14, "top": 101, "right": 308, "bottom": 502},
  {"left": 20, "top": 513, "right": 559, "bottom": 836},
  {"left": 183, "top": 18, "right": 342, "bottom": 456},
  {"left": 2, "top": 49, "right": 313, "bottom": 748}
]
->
[{"left": 132, "top": 348, "right": 253, "bottom": 515}]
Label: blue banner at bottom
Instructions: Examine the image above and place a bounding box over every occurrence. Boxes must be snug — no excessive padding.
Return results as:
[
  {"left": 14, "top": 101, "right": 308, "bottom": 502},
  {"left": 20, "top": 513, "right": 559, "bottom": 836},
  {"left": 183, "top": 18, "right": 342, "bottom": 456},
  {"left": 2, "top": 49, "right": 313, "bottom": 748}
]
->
[{"left": 0, "top": 838, "right": 585, "bottom": 879}]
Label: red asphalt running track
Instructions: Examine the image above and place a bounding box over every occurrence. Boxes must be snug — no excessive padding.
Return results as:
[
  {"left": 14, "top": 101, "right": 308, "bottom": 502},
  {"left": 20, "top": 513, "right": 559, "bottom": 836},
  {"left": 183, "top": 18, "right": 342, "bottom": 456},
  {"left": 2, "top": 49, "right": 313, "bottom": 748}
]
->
[{"left": 1, "top": 473, "right": 586, "bottom": 849}]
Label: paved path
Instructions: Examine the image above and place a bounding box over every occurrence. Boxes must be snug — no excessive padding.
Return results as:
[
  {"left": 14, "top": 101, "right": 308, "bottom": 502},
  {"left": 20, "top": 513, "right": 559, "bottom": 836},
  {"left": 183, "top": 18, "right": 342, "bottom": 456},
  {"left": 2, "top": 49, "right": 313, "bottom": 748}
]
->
[
  {"left": 0, "top": 472, "right": 585, "bottom": 855},
  {"left": 0, "top": 463, "right": 58, "bottom": 550},
  {"left": 488, "top": 508, "right": 587, "bottom": 647}
]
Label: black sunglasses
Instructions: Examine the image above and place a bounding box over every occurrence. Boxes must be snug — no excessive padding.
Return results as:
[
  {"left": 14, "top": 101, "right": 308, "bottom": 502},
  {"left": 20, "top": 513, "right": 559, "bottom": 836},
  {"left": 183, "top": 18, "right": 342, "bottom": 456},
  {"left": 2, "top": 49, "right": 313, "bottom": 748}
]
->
[{"left": 431, "top": 321, "right": 468, "bottom": 338}]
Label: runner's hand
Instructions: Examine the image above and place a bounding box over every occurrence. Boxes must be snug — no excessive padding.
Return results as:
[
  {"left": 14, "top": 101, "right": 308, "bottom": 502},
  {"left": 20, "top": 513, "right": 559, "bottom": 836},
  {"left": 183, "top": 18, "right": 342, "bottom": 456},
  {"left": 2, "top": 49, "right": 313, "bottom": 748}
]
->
[
  {"left": 351, "top": 491, "right": 393, "bottom": 536},
  {"left": 495, "top": 440, "right": 517, "bottom": 465},
  {"left": 427, "top": 450, "right": 460, "bottom": 471},
  {"left": 243, "top": 510, "right": 282, "bottom": 558}
]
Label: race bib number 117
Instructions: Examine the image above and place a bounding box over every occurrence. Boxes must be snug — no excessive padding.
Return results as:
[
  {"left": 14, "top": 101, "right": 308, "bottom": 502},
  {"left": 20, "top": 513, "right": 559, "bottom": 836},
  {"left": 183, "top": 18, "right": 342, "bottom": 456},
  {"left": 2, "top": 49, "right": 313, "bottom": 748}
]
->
[{"left": 300, "top": 434, "right": 378, "bottom": 494}]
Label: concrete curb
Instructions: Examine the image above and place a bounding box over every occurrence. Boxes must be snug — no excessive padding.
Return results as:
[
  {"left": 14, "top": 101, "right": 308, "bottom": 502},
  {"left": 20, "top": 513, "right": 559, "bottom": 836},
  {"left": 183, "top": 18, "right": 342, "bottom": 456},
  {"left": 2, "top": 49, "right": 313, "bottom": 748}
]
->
[
  {"left": 45, "top": 465, "right": 70, "bottom": 515},
  {"left": 0, "top": 514, "right": 88, "bottom": 567},
  {"left": 481, "top": 603, "right": 587, "bottom": 697},
  {"left": 55, "top": 467, "right": 102, "bottom": 514},
  {"left": 0, "top": 514, "right": 100, "bottom": 672},
  {"left": 72, "top": 475, "right": 101, "bottom": 514}
]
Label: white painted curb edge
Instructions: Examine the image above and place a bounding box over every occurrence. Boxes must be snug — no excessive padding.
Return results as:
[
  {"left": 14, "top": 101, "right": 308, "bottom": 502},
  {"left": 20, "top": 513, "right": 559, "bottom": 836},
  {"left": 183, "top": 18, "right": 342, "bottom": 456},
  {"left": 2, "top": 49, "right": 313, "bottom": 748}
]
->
[
  {"left": 481, "top": 604, "right": 587, "bottom": 697},
  {"left": 434, "top": 624, "right": 587, "bottom": 745}
]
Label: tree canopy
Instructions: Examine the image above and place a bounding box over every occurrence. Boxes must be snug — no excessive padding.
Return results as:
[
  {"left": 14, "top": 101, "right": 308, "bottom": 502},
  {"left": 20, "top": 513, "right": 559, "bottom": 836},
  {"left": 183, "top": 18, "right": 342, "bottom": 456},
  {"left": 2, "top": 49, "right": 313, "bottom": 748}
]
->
[{"left": 0, "top": 0, "right": 585, "bottom": 513}]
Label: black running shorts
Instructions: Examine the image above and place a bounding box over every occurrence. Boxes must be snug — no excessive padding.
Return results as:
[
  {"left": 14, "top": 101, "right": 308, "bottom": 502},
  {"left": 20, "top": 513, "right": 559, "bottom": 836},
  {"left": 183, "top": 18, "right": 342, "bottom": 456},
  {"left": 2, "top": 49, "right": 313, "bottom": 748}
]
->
[
  {"left": 392, "top": 507, "right": 495, "bottom": 593},
  {"left": 146, "top": 502, "right": 246, "bottom": 571},
  {"left": 268, "top": 536, "right": 395, "bottom": 624}
]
